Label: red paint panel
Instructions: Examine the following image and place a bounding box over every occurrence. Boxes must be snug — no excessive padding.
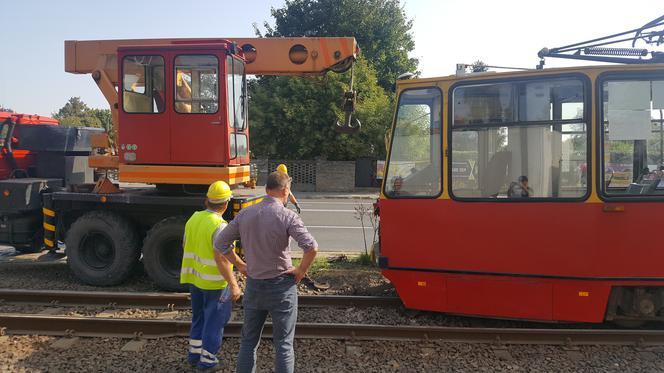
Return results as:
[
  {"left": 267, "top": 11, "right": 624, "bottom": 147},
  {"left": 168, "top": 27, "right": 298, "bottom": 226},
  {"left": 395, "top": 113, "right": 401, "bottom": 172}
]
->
[
  {"left": 380, "top": 199, "right": 664, "bottom": 279},
  {"left": 383, "top": 269, "right": 446, "bottom": 312},
  {"left": 378, "top": 198, "right": 664, "bottom": 322},
  {"left": 446, "top": 275, "right": 552, "bottom": 320},
  {"left": 552, "top": 282, "right": 611, "bottom": 323}
]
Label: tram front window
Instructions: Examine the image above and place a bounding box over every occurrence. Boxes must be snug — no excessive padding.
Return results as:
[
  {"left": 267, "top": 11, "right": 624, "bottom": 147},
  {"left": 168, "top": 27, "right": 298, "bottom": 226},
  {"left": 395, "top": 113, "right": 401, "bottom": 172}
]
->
[
  {"left": 601, "top": 77, "right": 664, "bottom": 197},
  {"left": 384, "top": 87, "right": 442, "bottom": 198},
  {"left": 451, "top": 77, "right": 588, "bottom": 200}
]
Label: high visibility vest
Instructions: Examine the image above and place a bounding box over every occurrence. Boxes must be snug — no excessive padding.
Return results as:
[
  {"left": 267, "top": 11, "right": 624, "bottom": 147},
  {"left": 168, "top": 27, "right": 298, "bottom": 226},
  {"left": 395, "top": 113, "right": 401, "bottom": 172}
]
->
[{"left": 180, "top": 210, "right": 230, "bottom": 290}]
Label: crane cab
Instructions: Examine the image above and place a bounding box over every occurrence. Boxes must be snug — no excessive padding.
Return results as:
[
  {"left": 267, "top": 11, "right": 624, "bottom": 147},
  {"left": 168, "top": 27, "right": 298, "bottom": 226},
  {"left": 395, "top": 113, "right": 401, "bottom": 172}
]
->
[{"left": 117, "top": 42, "right": 250, "bottom": 185}]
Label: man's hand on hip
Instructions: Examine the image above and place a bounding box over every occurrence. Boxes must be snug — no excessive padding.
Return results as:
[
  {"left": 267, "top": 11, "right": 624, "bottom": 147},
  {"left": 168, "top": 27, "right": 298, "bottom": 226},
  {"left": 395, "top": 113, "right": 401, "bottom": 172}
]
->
[{"left": 284, "top": 266, "right": 306, "bottom": 284}]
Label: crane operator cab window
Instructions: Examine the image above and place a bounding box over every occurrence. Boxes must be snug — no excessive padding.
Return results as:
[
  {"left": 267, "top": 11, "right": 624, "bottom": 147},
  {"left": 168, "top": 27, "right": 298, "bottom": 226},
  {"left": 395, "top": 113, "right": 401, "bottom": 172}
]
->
[
  {"left": 122, "top": 56, "right": 165, "bottom": 113},
  {"left": 174, "top": 55, "right": 219, "bottom": 114},
  {"left": 384, "top": 87, "right": 442, "bottom": 198},
  {"left": 227, "top": 55, "right": 248, "bottom": 158}
]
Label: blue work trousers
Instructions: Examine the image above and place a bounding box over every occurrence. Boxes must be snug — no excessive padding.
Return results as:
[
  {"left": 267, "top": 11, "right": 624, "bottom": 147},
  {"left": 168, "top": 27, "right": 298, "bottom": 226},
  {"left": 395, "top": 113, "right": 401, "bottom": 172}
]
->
[
  {"left": 236, "top": 274, "right": 298, "bottom": 373},
  {"left": 188, "top": 285, "right": 232, "bottom": 369}
]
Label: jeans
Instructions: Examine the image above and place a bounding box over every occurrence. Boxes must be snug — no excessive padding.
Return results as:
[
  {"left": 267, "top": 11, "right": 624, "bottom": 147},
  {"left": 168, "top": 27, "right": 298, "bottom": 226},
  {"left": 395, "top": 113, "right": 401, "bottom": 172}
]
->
[
  {"left": 236, "top": 274, "right": 298, "bottom": 373},
  {"left": 189, "top": 285, "right": 233, "bottom": 369}
]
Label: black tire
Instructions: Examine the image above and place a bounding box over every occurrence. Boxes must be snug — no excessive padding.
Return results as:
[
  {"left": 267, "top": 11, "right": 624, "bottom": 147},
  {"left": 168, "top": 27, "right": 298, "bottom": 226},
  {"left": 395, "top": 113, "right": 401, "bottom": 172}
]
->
[
  {"left": 142, "top": 216, "right": 188, "bottom": 291},
  {"left": 66, "top": 211, "right": 140, "bottom": 286}
]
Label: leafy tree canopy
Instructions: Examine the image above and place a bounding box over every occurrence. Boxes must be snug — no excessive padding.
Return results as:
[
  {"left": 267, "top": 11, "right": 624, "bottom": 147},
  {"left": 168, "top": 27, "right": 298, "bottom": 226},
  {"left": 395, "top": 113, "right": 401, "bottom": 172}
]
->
[
  {"left": 249, "top": 57, "right": 392, "bottom": 160},
  {"left": 250, "top": 0, "right": 416, "bottom": 160},
  {"left": 53, "top": 97, "right": 112, "bottom": 130},
  {"left": 53, "top": 97, "right": 114, "bottom": 140},
  {"left": 262, "top": 0, "right": 418, "bottom": 91},
  {"left": 470, "top": 60, "right": 488, "bottom": 73},
  {"left": 53, "top": 97, "right": 102, "bottom": 128}
]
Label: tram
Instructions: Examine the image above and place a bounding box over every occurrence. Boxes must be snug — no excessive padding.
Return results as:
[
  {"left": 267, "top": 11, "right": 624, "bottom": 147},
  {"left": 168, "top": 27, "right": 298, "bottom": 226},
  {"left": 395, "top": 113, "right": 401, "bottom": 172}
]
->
[{"left": 376, "top": 17, "right": 664, "bottom": 324}]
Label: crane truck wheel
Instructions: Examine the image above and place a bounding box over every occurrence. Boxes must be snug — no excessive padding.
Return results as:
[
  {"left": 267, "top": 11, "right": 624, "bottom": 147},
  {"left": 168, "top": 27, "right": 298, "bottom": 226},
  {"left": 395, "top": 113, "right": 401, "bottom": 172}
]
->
[
  {"left": 65, "top": 211, "right": 140, "bottom": 286},
  {"left": 142, "top": 216, "right": 187, "bottom": 292}
]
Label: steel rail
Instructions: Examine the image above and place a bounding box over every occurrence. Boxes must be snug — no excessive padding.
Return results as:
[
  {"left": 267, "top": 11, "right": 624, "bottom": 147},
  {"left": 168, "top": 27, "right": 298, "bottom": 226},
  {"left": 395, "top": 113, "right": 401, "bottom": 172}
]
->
[
  {"left": 0, "top": 289, "right": 401, "bottom": 309},
  {"left": 1, "top": 314, "right": 664, "bottom": 346}
]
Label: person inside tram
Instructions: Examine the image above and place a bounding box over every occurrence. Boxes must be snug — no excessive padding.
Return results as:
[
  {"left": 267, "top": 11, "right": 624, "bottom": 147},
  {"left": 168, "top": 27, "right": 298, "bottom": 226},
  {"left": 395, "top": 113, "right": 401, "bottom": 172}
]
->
[
  {"left": 391, "top": 176, "right": 404, "bottom": 196},
  {"left": 507, "top": 175, "right": 533, "bottom": 198}
]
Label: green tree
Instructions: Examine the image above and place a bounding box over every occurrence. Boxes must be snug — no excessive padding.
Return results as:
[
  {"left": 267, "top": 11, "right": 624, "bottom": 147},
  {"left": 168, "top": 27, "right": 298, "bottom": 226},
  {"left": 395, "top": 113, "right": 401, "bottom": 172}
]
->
[
  {"left": 249, "top": 57, "right": 392, "bottom": 160},
  {"left": 250, "top": 0, "right": 417, "bottom": 160},
  {"left": 470, "top": 60, "right": 488, "bottom": 73},
  {"left": 90, "top": 108, "right": 113, "bottom": 134},
  {"left": 53, "top": 97, "right": 103, "bottom": 128},
  {"left": 263, "top": 0, "right": 418, "bottom": 91},
  {"left": 52, "top": 97, "right": 115, "bottom": 142}
]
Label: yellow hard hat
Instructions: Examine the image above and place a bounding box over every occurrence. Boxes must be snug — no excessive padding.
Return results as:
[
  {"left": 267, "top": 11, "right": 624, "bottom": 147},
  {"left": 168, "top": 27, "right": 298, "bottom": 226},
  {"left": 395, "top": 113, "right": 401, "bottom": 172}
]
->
[
  {"left": 207, "top": 181, "right": 232, "bottom": 203},
  {"left": 276, "top": 164, "right": 288, "bottom": 174}
]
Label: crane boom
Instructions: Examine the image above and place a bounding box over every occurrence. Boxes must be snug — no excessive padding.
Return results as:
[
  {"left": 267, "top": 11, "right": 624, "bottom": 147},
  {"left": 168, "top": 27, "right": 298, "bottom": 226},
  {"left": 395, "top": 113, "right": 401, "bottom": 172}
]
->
[{"left": 65, "top": 37, "right": 358, "bottom": 83}]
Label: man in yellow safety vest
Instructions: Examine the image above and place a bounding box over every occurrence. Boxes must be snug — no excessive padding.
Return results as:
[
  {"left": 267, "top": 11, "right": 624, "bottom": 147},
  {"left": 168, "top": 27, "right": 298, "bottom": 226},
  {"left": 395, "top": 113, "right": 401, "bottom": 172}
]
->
[{"left": 180, "top": 180, "right": 242, "bottom": 371}]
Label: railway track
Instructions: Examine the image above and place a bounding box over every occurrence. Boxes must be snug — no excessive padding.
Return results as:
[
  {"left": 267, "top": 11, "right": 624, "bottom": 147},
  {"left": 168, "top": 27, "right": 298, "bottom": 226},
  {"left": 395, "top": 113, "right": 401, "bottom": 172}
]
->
[
  {"left": 1, "top": 289, "right": 663, "bottom": 346},
  {"left": 0, "top": 289, "right": 402, "bottom": 309},
  {"left": 0, "top": 313, "right": 663, "bottom": 346}
]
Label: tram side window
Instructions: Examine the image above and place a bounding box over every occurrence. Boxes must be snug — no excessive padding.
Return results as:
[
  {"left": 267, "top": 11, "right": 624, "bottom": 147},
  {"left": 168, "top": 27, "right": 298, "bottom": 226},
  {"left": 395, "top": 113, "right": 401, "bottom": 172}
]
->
[
  {"left": 384, "top": 88, "right": 442, "bottom": 198},
  {"left": 122, "top": 56, "right": 165, "bottom": 113},
  {"left": 174, "top": 55, "right": 219, "bottom": 114},
  {"left": 601, "top": 78, "right": 664, "bottom": 197},
  {"left": 451, "top": 78, "right": 588, "bottom": 199}
]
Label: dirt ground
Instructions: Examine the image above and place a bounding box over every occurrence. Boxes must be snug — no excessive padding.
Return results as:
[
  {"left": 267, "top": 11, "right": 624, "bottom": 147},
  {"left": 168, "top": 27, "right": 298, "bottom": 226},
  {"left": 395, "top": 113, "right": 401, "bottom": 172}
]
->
[{"left": 296, "top": 256, "right": 396, "bottom": 297}]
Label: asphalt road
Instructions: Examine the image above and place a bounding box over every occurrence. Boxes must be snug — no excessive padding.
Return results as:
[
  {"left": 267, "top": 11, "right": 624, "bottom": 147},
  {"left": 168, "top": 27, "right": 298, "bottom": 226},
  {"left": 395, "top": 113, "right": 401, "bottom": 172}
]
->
[
  {"left": 0, "top": 197, "right": 377, "bottom": 261},
  {"left": 292, "top": 198, "right": 377, "bottom": 252}
]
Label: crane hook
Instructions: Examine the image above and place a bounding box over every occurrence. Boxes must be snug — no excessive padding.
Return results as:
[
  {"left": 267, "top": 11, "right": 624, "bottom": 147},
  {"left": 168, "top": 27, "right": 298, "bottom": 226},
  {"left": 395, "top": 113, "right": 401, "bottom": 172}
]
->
[{"left": 335, "top": 63, "right": 361, "bottom": 134}]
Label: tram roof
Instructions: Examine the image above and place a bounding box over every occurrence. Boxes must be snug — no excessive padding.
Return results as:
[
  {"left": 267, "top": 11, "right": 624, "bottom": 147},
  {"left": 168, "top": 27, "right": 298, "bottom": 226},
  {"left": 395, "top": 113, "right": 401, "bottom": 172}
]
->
[{"left": 396, "top": 63, "right": 664, "bottom": 88}]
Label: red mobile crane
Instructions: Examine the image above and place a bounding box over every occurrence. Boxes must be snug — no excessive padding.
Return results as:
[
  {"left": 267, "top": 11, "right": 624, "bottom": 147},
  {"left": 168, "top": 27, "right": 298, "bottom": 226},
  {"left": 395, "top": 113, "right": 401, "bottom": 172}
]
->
[{"left": 0, "top": 37, "right": 359, "bottom": 290}]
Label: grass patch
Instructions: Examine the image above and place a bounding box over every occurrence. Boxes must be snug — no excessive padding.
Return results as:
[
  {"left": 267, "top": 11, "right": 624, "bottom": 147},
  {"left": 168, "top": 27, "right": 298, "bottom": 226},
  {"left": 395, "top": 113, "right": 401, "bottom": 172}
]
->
[
  {"left": 292, "top": 257, "right": 329, "bottom": 273},
  {"left": 354, "top": 252, "right": 373, "bottom": 266},
  {"left": 293, "top": 254, "right": 375, "bottom": 274}
]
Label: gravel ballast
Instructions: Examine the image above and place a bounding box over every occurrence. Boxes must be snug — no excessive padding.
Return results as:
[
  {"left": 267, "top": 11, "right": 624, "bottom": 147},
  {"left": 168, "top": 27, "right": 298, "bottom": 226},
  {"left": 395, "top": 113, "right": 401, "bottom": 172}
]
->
[
  {"left": 0, "top": 336, "right": 663, "bottom": 372},
  {"left": 3, "top": 255, "right": 664, "bottom": 372}
]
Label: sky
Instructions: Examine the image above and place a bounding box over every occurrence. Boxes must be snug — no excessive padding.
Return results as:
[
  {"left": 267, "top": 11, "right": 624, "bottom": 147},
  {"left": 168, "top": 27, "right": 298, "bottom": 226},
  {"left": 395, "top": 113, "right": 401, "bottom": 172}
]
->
[{"left": 1, "top": 0, "right": 662, "bottom": 116}]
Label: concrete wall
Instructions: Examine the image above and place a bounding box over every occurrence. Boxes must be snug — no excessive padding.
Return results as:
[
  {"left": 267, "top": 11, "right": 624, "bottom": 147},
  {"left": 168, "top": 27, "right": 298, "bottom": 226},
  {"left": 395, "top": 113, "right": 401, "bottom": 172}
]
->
[
  {"left": 315, "top": 160, "right": 355, "bottom": 192},
  {"left": 253, "top": 158, "right": 356, "bottom": 192}
]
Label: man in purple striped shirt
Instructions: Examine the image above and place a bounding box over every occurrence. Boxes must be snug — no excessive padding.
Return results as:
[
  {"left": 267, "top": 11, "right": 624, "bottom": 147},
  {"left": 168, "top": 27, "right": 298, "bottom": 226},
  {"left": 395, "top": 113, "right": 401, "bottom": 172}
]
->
[{"left": 214, "top": 171, "right": 318, "bottom": 373}]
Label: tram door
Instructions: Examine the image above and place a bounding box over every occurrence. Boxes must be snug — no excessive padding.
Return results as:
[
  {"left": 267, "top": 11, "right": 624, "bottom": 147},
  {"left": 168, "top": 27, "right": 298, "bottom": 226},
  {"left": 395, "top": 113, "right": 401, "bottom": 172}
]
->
[{"left": 595, "top": 74, "right": 664, "bottom": 277}]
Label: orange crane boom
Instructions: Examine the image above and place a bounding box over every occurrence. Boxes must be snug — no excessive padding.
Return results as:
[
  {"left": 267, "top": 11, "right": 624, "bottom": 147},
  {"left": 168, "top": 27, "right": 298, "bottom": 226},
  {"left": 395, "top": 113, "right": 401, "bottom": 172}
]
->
[{"left": 65, "top": 37, "right": 358, "bottom": 80}]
